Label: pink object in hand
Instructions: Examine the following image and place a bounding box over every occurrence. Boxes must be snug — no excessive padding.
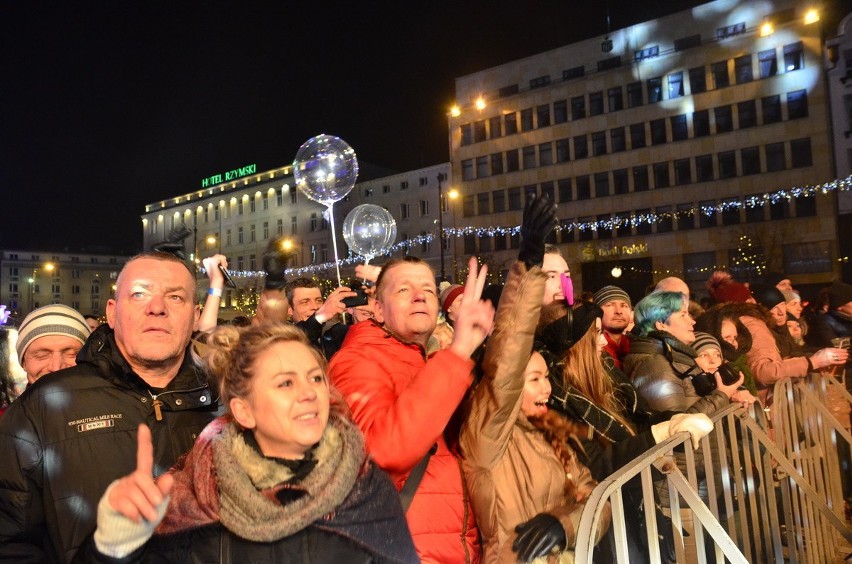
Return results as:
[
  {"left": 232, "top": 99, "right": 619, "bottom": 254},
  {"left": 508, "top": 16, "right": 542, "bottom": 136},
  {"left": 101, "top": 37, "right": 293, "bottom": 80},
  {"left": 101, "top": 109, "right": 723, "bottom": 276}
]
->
[{"left": 560, "top": 273, "right": 574, "bottom": 306}]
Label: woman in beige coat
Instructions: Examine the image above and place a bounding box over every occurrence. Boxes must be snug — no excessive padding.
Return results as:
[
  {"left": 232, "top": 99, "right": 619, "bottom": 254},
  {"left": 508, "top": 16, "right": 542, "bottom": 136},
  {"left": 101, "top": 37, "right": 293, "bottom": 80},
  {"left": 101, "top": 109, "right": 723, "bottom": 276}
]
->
[{"left": 460, "top": 195, "right": 608, "bottom": 563}]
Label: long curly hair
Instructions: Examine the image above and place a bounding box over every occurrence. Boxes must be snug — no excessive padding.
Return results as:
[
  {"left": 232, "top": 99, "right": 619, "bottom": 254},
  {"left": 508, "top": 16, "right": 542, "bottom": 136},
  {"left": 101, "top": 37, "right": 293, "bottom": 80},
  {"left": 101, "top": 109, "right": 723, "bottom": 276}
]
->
[{"left": 527, "top": 412, "right": 592, "bottom": 501}]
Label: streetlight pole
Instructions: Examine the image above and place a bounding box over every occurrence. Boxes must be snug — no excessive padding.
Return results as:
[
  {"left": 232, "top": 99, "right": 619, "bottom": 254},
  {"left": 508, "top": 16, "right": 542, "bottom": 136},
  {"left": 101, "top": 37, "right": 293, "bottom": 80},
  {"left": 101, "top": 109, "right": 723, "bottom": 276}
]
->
[{"left": 437, "top": 172, "right": 447, "bottom": 281}]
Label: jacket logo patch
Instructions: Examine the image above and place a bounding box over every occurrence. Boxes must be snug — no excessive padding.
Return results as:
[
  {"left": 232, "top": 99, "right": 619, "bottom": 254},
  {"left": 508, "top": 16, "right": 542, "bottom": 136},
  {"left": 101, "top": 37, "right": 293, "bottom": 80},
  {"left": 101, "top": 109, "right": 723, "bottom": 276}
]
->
[{"left": 68, "top": 414, "right": 123, "bottom": 433}]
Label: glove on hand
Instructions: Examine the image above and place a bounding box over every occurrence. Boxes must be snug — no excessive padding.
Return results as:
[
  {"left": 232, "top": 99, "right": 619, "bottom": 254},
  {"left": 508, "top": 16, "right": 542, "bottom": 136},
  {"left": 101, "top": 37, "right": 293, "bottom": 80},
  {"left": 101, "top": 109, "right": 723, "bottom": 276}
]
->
[
  {"left": 93, "top": 481, "right": 169, "bottom": 558},
  {"left": 512, "top": 512, "right": 566, "bottom": 562},
  {"left": 518, "top": 194, "right": 557, "bottom": 269},
  {"left": 651, "top": 413, "right": 714, "bottom": 450}
]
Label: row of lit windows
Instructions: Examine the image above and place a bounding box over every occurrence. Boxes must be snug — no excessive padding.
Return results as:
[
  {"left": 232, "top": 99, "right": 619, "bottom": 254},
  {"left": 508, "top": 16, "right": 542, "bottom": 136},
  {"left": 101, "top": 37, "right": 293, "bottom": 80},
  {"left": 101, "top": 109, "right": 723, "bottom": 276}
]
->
[
  {"left": 461, "top": 94, "right": 808, "bottom": 181},
  {"left": 461, "top": 138, "right": 812, "bottom": 217},
  {"left": 460, "top": 42, "right": 804, "bottom": 146}
]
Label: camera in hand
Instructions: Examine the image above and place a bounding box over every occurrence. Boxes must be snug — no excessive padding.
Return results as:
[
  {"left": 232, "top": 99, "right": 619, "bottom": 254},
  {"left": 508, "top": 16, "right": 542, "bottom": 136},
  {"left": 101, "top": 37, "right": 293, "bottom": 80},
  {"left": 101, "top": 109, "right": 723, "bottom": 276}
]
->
[
  {"left": 690, "top": 362, "right": 740, "bottom": 396},
  {"left": 716, "top": 362, "right": 740, "bottom": 385},
  {"left": 342, "top": 289, "right": 369, "bottom": 308}
]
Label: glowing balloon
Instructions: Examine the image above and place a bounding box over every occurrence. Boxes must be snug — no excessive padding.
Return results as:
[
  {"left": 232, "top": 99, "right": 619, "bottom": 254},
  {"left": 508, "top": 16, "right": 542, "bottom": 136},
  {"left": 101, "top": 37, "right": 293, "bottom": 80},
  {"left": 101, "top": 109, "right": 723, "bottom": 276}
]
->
[
  {"left": 293, "top": 134, "right": 359, "bottom": 206},
  {"left": 342, "top": 204, "right": 397, "bottom": 261}
]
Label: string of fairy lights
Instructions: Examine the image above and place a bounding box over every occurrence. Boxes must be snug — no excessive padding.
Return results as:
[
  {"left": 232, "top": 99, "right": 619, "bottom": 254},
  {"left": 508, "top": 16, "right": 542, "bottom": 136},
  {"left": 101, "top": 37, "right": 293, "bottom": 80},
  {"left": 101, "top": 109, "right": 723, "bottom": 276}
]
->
[{"left": 201, "top": 174, "right": 850, "bottom": 280}]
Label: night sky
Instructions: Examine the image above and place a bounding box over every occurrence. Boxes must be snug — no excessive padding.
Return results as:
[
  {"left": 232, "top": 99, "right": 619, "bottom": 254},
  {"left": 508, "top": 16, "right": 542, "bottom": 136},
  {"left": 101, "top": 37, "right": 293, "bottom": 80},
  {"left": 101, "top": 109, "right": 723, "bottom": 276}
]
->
[{"left": 4, "top": 0, "right": 841, "bottom": 255}]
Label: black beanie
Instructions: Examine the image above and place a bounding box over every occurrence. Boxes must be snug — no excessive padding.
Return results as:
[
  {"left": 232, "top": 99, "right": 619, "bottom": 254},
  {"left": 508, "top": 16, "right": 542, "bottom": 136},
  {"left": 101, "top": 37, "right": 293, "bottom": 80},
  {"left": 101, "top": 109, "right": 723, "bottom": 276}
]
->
[{"left": 750, "top": 282, "right": 786, "bottom": 310}]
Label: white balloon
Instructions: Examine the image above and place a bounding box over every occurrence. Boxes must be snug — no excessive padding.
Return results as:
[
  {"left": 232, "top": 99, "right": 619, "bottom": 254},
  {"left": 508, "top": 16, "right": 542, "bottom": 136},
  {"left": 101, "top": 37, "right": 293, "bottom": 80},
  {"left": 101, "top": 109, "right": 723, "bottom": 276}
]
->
[
  {"left": 293, "top": 134, "right": 358, "bottom": 206},
  {"left": 342, "top": 204, "right": 397, "bottom": 260}
]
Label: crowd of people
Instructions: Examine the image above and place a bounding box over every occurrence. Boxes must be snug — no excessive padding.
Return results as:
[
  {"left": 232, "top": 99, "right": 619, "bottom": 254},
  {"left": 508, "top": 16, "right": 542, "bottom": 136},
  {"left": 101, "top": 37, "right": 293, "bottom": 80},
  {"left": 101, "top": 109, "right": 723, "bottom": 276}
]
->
[{"left": 0, "top": 194, "right": 850, "bottom": 563}]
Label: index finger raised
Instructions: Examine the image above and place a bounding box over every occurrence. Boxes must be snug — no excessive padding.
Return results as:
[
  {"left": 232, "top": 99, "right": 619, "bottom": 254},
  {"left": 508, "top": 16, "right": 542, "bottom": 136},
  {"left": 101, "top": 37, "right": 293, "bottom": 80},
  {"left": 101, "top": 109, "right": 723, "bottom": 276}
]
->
[{"left": 135, "top": 424, "right": 154, "bottom": 477}]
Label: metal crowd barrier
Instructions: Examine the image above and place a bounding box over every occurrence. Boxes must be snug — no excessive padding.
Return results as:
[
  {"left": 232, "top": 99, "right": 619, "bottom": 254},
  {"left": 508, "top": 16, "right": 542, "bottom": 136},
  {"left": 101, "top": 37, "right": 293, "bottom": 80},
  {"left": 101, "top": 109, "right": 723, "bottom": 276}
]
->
[{"left": 574, "top": 390, "right": 852, "bottom": 563}]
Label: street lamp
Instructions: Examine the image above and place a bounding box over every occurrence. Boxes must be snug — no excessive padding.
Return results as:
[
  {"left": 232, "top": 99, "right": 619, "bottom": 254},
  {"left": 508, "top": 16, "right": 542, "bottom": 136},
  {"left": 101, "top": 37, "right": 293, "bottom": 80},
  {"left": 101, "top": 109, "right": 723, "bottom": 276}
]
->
[
  {"left": 29, "top": 262, "right": 55, "bottom": 314},
  {"left": 437, "top": 173, "right": 448, "bottom": 281}
]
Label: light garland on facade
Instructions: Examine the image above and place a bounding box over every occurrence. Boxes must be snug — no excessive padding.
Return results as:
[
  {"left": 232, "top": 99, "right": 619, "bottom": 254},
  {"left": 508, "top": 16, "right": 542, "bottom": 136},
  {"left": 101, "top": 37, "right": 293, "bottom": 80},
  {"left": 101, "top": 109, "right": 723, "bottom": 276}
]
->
[{"left": 198, "top": 175, "right": 850, "bottom": 279}]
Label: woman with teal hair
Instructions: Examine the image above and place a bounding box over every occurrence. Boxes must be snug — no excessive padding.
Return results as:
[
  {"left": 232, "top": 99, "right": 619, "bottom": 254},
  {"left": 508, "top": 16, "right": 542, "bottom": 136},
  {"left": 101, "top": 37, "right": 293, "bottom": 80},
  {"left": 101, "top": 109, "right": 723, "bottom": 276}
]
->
[{"left": 624, "top": 291, "right": 747, "bottom": 414}]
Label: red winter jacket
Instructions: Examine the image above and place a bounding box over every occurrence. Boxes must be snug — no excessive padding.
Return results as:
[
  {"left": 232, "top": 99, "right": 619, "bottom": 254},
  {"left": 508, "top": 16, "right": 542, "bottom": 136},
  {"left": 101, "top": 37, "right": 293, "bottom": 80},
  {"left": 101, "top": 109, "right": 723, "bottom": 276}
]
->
[{"left": 329, "top": 321, "right": 480, "bottom": 564}]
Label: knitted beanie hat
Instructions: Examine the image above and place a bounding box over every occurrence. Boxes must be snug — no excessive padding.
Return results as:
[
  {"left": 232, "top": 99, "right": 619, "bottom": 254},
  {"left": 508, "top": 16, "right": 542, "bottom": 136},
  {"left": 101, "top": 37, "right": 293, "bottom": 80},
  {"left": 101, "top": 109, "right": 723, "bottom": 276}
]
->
[
  {"left": 692, "top": 331, "right": 721, "bottom": 354},
  {"left": 828, "top": 281, "right": 852, "bottom": 311},
  {"left": 707, "top": 271, "right": 752, "bottom": 304},
  {"left": 16, "top": 304, "right": 91, "bottom": 359},
  {"left": 763, "top": 272, "right": 789, "bottom": 288},
  {"left": 781, "top": 289, "right": 800, "bottom": 303},
  {"left": 593, "top": 285, "right": 632, "bottom": 307},
  {"left": 440, "top": 284, "right": 464, "bottom": 314},
  {"left": 749, "top": 283, "right": 786, "bottom": 310}
]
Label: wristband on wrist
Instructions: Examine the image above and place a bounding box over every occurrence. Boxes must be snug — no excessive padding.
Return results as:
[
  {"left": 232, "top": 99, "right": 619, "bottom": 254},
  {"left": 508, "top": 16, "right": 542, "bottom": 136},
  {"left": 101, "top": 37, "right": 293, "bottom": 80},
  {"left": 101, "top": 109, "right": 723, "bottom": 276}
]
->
[{"left": 208, "top": 287, "right": 223, "bottom": 297}]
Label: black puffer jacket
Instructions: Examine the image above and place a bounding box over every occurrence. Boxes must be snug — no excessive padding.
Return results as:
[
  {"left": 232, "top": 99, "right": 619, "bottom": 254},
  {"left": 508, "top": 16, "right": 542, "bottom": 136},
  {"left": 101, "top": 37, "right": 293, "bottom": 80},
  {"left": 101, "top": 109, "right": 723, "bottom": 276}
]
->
[{"left": 0, "top": 325, "right": 220, "bottom": 563}]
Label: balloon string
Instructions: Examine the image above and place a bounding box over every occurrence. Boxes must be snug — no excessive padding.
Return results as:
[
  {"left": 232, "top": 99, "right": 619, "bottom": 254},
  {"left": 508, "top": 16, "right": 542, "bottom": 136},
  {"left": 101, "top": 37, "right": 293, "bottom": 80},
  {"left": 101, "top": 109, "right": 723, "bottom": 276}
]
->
[{"left": 328, "top": 204, "right": 343, "bottom": 287}]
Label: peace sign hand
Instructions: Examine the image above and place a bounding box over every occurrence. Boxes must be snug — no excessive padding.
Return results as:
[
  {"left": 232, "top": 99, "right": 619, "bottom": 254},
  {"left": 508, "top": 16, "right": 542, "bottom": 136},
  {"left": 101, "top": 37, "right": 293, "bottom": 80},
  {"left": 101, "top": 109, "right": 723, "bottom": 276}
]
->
[{"left": 449, "top": 257, "right": 496, "bottom": 359}]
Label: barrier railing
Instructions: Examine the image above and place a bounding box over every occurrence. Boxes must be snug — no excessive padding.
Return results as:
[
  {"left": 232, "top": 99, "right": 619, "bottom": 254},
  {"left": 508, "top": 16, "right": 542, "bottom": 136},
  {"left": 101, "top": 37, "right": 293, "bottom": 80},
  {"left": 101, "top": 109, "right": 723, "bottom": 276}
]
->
[{"left": 574, "top": 391, "right": 852, "bottom": 563}]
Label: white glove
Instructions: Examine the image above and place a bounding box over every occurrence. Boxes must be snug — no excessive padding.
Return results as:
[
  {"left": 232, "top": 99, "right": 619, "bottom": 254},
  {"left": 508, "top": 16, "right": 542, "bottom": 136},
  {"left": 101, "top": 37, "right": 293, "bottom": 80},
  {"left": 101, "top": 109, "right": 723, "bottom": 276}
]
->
[
  {"left": 650, "top": 413, "right": 714, "bottom": 450},
  {"left": 93, "top": 480, "right": 169, "bottom": 558}
]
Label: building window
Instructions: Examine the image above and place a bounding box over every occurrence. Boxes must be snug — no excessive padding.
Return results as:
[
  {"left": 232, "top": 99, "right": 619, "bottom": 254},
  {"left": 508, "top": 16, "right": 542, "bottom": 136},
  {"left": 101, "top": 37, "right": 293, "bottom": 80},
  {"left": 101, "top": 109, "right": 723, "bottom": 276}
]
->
[
  {"left": 530, "top": 75, "right": 551, "bottom": 89},
  {"left": 671, "top": 115, "right": 688, "bottom": 141},
  {"left": 668, "top": 72, "right": 684, "bottom": 98},
  {"left": 721, "top": 199, "right": 741, "bottom": 226},
  {"left": 400, "top": 203, "right": 410, "bottom": 220},
  {"left": 613, "top": 169, "right": 629, "bottom": 194},
  {"left": 383, "top": 184, "right": 391, "bottom": 193},
  {"left": 592, "top": 132, "right": 607, "bottom": 156},
  {"left": 696, "top": 154, "right": 714, "bottom": 182},
  {"left": 506, "top": 149, "right": 519, "bottom": 172},
  {"left": 790, "top": 138, "right": 812, "bottom": 168},
  {"left": 650, "top": 119, "right": 667, "bottom": 145},
  {"left": 783, "top": 241, "right": 832, "bottom": 274},
  {"left": 563, "top": 65, "right": 585, "bottom": 80},
  {"left": 759, "top": 49, "right": 777, "bottom": 78},
  {"left": 460, "top": 124, "right": 472, "bottom": 146},
  {"left": 477, "top": 193, "right": 490, "bottom": 215},
  {"left": 630, "top": 123, "right": 646, "bottom": 149},
  {"left": 536, "top": 104, "right": 551, "bottom": 127},
  {"left": 508, "top": 187, "right": 522, "bottom": 210},
  {"left": 226, "top": 229, "right": 231, "bottom": 246},
  {"left": 420, "top": 200, "right": 430, "bottom": 216},
  {"left": 718, "top": 151, "right": 737, "bottom": 179},
  {"left": 632, "top": 166, "right": 649, "bottom": 192},
  {"left": 489, "top": 116, "right": 503, "bottom": 139},
  {"left": 571, "top": 96, "right": 585, "bottom": 120},
  {"left": 291, "top": 216, "right": 297, "bottom": 235},
  {"left": 610, "top": 127, "right": 626, "bottom": 152},
  {"left": 477, "top": 156, "right": 489, "bottom": 178},
  {"left": 576, "top": 176, "right": 591, "bottom": 200},
  {"left": 520, "top": 108, "right": 534, "bottom": 131},
  {"left": 553, "top": 100, "right": 568, "bottom": 124},
  {"left": 635, "top": 209, "right": 652, "bottom": 235},
  {"left": 693, "top": 109, "right": 710, "bottom": 137},
  {"left": 250, "top": 199, "right": 256, "bottom": 213},
  {"left": 493, "top": 189, "right": 506, "bottom": 212},
  {"left": 689, "top": 66, "right": 707, "bottom": 94},
  {"left": 741, "top": 146, "right": 761, "bottom": 175},
  {"left": 262, "top": 222, "right": 269, "bottom": 240},
  {"left": 653, "top": 162, "right": 670, "bottom": 189},
  {"left": 504, "top": 113, "right": 518, "bottom": 135},
  {"left": 310, "top": 214, "right": 318, "bottom": 232},
  {"left": 762, "top": 95, "right": 782, "bottom": 124},
  {"left": 589, "top": 91, "right": 604, "bottom": 116},
  {"left": 770, "top": 197, "right": 790, "bottom": 220},
  {"left": 607, "top": 87, "right": 623, "bottom": 112},
  {"left": 249, "top": 225, "right": 256, "bottom": 242},
  {"left": 717, "top": 22, "right": 745, "bottom": 39},
  {"left": 473, "top": 120, "right": 487, "bottom": 143},
  {"left": 594, "top": 173, "right": 610, "bottom": 198},
  {"left": 674, "top": 158, "right": 692, "bottom": 185},
  {"left": 498, "top": 84, "right": 519, "bottom": 98},
  {"left": 462, "top": 159, "right": 474, "bottom": 180},
  {"left": 699, "top": 201, "right": 717, "bottom": 228},
  {"left": 597, "top": 56, "right": 622, "bottom": 71},
  {"left": 635, "top": 45, "right": 659, "bottom": 61},
  {"left": 656, "top": 206, "right": 673, "bottom": 233},
  {"left": 237, "top": 226, "right": 244, "bottom": 243},
  {"left": 290, "top": 190, "right": 298, "bottom": 204},
  {"left": 795, "top": 194, "right": 817, "bottom": 218},
  {"left": 715, "top": 105, "right": 733, "bottom": 133},
  {"left": 364, "top": 187, "right": 373, "bottom": 198},
  {"left": 765, "top": 142, "right": 786, "bottom": 171},
  {"left": 678, "top": 204, "right": 696, "bottom": 230},
  {"left": 684, "top": 251, "right": 716, "bottom": 281},
  {"left": 539, "top": 142, "right": 553, "bottom": 166},
  {"left": 597, "top": 213, "right": 613, "bottom": 239},
  {"left": 558, "top": 178, "right": 572, "bottom": 202},
  {"left": 784, "top": 42, "right": 804, "bottom": 72},
  {"left": 553, "top": 138, "right": 570, "bottom": 163},
  {"left": 277, "top": 218, "right": 284, "bottom": 236},
  {"left": 400, "top": 181, "right": 409, "bottom": 190},
  {"left": 491, "top": 153, "right": 504, "bottom": 175},
  {"left": 712, "top": 61, "right": 730, "bottom": 88},
  {"left": 276, "top": 192, "right": 284, "bottom": 206},
  {"left": 523, "top": 146, "right": 537, "bottom": 169},
  {"left": 573, "top": 135, "right": 588, "bottom": 159},
  {"left": 627, "top": 82, "right": 643, "bottom": 107},
  {"left": 738, "top": 100, "right": 757, "bottom": 129},
  {"left": 675, "top": 34, "right": 701, "bottom": 51},
  {"left": 787, "top": 90, "right": 808, "bottom": 119},
  {"left": 647, "top": 77, "right": 663, "bottom": 103},
  {"left": 745, "top": 195, "right": 765, "bottom": 223},
  {"left": 734, "top": 55, "right": 753, "bottom": 83}
]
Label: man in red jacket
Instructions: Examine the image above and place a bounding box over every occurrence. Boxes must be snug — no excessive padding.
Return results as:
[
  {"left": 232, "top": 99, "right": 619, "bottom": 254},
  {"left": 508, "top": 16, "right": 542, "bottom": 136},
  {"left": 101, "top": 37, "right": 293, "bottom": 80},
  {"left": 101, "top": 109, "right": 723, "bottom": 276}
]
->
[{"left": 329, "top": 255, "right": 494, "bottom": 563}]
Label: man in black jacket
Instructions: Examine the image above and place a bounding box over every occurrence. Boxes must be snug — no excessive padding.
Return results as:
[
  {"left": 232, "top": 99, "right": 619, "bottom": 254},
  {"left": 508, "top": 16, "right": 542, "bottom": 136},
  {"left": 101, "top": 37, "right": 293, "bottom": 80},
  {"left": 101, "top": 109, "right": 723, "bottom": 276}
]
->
[{"left": 0, "top": 252, "right": 220, "bottom": 563}]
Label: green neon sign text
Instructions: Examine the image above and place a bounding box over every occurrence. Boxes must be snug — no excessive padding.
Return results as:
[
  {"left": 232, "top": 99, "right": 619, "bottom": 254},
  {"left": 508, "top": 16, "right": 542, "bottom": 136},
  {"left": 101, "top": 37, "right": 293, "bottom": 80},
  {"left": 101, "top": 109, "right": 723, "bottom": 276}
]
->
[{"left": 201, "top": 163, "right": 257, "bottom": 188}]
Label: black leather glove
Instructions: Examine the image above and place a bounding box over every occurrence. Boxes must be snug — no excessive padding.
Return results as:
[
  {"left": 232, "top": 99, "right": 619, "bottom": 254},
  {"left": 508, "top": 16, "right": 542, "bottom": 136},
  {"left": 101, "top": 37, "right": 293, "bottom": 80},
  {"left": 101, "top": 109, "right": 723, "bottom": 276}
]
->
[
  {"left": 518, "top": 194, "right": 557, "bottom": 269},
  {"left": 152, "top": 242, "right": 186, "bottom": 260},
  {"left": 512, "top": 512, "right": 566, "bottom": 562}
]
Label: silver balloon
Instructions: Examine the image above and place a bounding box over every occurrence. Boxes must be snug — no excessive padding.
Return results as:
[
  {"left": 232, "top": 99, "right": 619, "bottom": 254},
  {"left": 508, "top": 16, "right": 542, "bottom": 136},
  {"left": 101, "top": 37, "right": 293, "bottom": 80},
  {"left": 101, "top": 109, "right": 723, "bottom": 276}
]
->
[
  {"left": 293, "top": 134, "right": 359, "bottom": 206},
  {"left": 342, "top": 204, "right": 397, "bottom": 261}
]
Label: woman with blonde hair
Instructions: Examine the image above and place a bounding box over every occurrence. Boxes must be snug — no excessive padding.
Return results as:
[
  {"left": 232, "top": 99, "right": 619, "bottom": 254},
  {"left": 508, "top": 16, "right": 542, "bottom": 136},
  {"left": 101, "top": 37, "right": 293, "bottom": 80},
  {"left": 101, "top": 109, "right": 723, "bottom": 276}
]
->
[{"left": 78, "top": 324, "right": 417, "bottom": 563}]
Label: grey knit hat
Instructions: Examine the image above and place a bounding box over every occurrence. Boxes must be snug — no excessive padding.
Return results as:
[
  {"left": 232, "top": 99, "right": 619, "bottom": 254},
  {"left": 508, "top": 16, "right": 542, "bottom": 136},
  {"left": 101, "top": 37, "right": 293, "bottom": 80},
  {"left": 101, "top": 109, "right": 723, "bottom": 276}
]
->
[
  {"left": 692, "top": 331, "right": 721, "bottom": 354},
  {"left": 16, "top": 304, "right": 91, "bottom": 360},
  {"left": 593, "top": 285, "right": 632, "bottom": 307}
]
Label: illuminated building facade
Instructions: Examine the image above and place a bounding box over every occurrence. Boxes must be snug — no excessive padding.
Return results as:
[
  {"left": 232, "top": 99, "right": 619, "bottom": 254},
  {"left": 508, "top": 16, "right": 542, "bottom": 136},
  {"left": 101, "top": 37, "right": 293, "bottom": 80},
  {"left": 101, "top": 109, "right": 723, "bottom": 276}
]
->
[
  {"left": 0, "top": 250, "right": 128, "bottom": 320},
  {"left": 140, "top": 162, "right": 451, "bottom": 315},
  {"left": 449, "top": 0, "right": 839, "bottom": 299}
]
